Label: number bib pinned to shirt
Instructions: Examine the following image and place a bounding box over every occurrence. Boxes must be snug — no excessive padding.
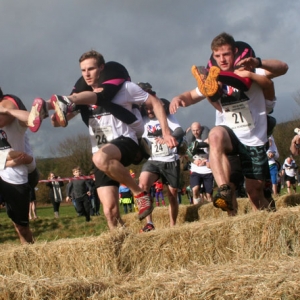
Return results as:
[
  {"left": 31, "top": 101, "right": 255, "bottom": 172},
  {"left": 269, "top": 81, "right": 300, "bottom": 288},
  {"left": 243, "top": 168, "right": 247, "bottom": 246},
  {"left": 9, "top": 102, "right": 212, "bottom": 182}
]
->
[
  {"left": 94, "top": 126, "right": 113, "bottom": 148},
  {"left": 224, "top": 100, "right": 254, "bottom": 131},
  {"left": 151, "top": 142, "right": 170, "bottom": 157}
]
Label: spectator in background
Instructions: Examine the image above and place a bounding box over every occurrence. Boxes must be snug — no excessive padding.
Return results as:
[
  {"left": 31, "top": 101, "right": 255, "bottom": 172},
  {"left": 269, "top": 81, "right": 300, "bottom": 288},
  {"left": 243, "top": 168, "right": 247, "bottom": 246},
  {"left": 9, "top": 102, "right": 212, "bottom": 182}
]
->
[
  {"left": 282, "top": 157, "right": 298, "bottom": 195},
  {"left": 28, "top": 186, "right": 38, "bottom": 220},
  {"left": 88, "top": 171, "right": 101, "bottom": 216},
  {"left": 66, "top": 179, "right": 78, "bottom": 215},
  {"left": 66, "top": 166, "right": 92, "bottom": 222},
  {"left": 266, "top": 135, "right": 280, "bottom": 197},
  {"left": 46, "top": 172, "right": 64, "bottom": 218},
  {"left": 154, "top": 180, "right": 166, "bottom": 207},
  {"left": 119, "top": 183, "right": 133, "bottom": 214}
]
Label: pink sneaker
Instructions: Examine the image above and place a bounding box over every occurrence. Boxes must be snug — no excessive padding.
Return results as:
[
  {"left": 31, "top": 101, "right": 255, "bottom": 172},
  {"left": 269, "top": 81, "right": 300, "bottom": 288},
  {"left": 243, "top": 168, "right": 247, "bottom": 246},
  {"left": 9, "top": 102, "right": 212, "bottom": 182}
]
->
[
  {"left": 139, "top": 223, "right": 155, "bottom": 233},
  {"left": 28, "top": 98, "right": 48, "bottom": 132},
  {"left": 135, "top": 191, "right": 153, "bottom": 220}
]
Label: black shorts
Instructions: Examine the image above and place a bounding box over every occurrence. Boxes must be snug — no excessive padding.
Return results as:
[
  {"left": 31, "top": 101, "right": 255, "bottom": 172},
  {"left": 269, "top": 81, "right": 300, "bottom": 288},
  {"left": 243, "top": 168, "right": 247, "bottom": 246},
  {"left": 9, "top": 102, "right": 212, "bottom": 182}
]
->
[
  {"left": 190, "top": 172, "right": 214, "bottom": 194},
  {"left": 0, "top": 178, "right": 31, "bottom": 226},
  {"left": 94, "top": 136, "right": 139, "bottom": 188},
  {"left": 228, "top": 155, "right": 244, "bottom": 188},
  {"left": 284, "top": 174, "right": 296, "bottom": 184},
  {"left": 221, "top": 126, "right": 269, "bottom": 180},
  {"left": 141, "top": 159, "right": 180, "bottom": 188}
]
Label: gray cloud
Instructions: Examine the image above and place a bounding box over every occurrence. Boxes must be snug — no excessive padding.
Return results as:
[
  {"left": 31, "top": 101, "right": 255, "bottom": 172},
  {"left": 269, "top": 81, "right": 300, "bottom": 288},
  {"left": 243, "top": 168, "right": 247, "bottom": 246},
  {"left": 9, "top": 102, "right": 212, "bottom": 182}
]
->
[{"left": 1, "top": 0, "right": 299, "bottom": 157}]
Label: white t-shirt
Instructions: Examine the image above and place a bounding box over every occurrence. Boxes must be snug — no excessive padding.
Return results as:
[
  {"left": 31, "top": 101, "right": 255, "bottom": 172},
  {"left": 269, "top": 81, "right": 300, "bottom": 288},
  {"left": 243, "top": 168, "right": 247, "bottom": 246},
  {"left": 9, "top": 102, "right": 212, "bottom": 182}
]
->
[
  {"left": 190, "top": 161, "right": 212, "bottom": 174},
  {"left": 88, "top": 82, "right": 147, "bottom": 153},
  {"left": 267, "top": 135, "right": 279, "bottom": 165},
  {"left": 143, "top": 113, "right": 180, "bottom": 162},
  {"left": 197, "top": 81, "right": 267, "bottom": 146},
  {"left": 216, "top": 82, "right": 267, "bottom": 146},
  {"left": 283, "top": 159, "right": 298, "bottom": 177},
  {"left": 0, "top": 119, "right": 28, "bottom": 184}
]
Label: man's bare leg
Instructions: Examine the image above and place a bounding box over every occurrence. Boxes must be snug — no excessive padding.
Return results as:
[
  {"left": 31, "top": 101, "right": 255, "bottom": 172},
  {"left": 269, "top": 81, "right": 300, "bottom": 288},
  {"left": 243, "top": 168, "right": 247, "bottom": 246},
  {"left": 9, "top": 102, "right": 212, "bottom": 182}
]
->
[
  {"left": 93, "top": 144, "right": 153, "bottom": 221},
  {"left": 208, "top": 127, "right": 232, "bottom": 186},
  {"left": 97, "top": 186, "right": 124, "bottom": 230},
  {"left": 245, "top": 178, "right": 270, "bottom": 211},
  {"left": 13, "top": 223, "right": 34, "bottom": 244},
  {"left": 93, "top": 145, "right": 143, "bottom": 196},
  {"left": 167, "top": 186, "right": 179, "bottom": 227}
]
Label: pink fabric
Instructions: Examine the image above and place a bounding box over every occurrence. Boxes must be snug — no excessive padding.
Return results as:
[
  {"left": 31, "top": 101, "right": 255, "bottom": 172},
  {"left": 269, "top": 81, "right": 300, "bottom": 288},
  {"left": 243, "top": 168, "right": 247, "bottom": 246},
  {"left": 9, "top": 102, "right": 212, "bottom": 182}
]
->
[{"left": 102, "top": 78, "right": 126, "bottom": 86}]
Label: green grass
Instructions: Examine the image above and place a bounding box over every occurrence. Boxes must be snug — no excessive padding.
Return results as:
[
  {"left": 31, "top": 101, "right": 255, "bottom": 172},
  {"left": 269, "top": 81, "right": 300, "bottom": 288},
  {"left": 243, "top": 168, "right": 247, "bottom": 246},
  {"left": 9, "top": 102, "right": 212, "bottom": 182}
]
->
[
  {"left": 0, "top": 188, "right": 292, "bottom": 245},
  {"left": 0, "top": 203, "right": 109, "bottom": 245},
  {"left": 0, "top": 195, "right": 193, "bottom": 245}
]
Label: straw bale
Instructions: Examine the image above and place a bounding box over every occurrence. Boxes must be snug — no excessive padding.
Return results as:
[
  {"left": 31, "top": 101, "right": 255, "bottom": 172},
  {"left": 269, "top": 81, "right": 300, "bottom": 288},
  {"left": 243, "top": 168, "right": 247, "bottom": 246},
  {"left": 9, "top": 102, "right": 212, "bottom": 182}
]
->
[
  {"left": 0, "top": 207, "right": 299, "bottom": 280},
  {"left": 0, "top": 258, "right": 299, "bottom": 299},
  {"left": 0, "top": 230, "right": 132, "bottom": 278},
  {"left": 276, "top": 193, "right": 300, "bottom": 208},
  {"left": 0, "top": 198, "right": 300, "bottom": 299}
]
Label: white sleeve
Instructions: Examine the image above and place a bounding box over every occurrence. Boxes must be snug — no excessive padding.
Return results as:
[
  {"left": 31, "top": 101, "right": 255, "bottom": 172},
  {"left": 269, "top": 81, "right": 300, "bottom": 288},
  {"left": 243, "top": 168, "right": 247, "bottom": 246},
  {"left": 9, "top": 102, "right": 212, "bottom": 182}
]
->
[
  {"left": 255, "top": 68, "right": 266, "bottom": 76},
  {"left": 195, "top": 87, "right": 204, "bottom": 97}
]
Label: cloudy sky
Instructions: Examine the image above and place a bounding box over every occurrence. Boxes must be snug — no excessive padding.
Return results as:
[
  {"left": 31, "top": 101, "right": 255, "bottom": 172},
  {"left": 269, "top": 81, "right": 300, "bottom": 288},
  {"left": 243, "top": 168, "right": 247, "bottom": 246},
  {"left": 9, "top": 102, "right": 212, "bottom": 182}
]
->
[{"left": 1, "top": 0, "right": 299, "bottom": 158}]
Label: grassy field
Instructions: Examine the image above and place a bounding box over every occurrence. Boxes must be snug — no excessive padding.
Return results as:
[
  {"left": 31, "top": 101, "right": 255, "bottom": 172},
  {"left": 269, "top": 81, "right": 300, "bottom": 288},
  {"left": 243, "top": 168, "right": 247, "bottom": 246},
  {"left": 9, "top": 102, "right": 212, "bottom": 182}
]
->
[
  {"left": 0, "top": 203, "right": 109, "bottom": 244},
  {"left": 0, "top": 194, "right": 194, "bottom": 244},
  {"left": 0, "top": 187, "right": 291, "bottom": 245}
]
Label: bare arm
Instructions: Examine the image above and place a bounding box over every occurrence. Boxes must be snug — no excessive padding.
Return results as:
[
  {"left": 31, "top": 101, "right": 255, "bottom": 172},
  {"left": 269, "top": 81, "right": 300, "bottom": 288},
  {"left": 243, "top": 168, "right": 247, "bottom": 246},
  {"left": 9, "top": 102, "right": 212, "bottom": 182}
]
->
[
  {"left": 169, "top": 89, "right": 205, "bottom": 114},
  {"left": 0, "top": 106, "right": 29, "bottom": 126},
  {"left": 5, "top": 151, "right": 33, "bottom": 167},
  {"left": 144, "top": 94, "right": 178, "bottom": 148},
  {"left": 290, "top": 135, "right": 300, "bottom": 156},
  {"left": 236, "top": 57, "right": 288, "bottom": 79},
  {"left": 234, "top": 68, "right": 275, "bottom": 100}
]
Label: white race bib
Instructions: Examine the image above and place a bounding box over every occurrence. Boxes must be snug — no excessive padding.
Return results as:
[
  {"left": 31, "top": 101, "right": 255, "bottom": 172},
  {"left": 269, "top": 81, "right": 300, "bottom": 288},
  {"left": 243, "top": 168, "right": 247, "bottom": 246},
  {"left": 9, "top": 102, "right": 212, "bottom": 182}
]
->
[
  {"left": 151, "top": 142, "right": 170, "bottom": 157},
  {"left": 224, "top": 101, "right": 254, "bottom": 131},
  {"left": 94, "top": 126, "right": 113, "bottom": 148}
]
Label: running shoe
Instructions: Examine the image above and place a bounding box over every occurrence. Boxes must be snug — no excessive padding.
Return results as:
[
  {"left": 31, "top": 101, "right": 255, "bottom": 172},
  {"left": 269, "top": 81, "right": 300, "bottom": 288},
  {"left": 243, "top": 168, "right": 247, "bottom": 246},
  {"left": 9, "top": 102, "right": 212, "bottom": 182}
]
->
[
  {"left": 50, "top": 94, "right": 74, "bottom": 127},
  {"left": 139, "top": 223, "right": 155, "bottom": 233},
  {"left": 28, "top": 98, "right": 49, "bottom": 132},
  {"left": 213, "top": 184, "right": 233, "bottom": 211},
  {"left": 191, "top": 65, "right": 222, "bottom": 102},
  {"left": 191, "top": 65, "right": 208, "bottom": 96},
  {"left": 204, "top": 66, "right": 221, "bottom": 97},
  {"left": 135, "top": 191, "right": 153, "bottom": 220}
]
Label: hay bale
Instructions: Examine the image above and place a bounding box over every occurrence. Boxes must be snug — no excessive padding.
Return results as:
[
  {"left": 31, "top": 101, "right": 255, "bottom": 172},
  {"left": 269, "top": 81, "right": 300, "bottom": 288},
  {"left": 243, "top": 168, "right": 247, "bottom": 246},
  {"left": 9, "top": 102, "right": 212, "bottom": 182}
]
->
[
  {"left": 0, "top": 259, "right": 299, "bottom": 299},
  {"left": 0, "top": 201, "right": 300, "bottom": 299},
  {"left": 276, "top": 193, "right": 300, "bottom": 208}
]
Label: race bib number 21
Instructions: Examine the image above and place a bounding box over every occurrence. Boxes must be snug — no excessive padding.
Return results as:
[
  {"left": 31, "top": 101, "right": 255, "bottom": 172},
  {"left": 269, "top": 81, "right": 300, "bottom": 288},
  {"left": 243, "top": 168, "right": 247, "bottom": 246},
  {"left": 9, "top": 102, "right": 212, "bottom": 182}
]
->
[{"left": 224, "top": 101, "right": 254, "bottom": 131}]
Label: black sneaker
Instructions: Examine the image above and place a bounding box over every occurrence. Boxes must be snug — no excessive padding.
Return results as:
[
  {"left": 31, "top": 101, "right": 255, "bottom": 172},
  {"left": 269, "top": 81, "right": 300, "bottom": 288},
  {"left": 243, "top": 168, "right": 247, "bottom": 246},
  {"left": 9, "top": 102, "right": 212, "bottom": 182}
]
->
[
  {"left": 139, "top": 223, "right": 155, "bottom": 233},
  {"left": 213, "top": 184, "right": 233, "bottom": 211},
  {"left": 50, "top": 95, "right": 75, "bottom": 127}
]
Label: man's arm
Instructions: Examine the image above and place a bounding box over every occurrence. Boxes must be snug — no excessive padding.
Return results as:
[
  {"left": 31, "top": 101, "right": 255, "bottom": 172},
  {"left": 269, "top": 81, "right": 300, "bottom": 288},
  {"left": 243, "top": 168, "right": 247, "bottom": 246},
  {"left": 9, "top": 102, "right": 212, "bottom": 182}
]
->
[
  {"left": 144, "top": 94, "right": 178, "bottom": 148},
  {"left": 236, "top": 57, "right": 288, "bottom": 79},
  {"left": 0, "top": 99, "right": 26, "bottom": 127},
  {"left": 290, "top": 135, "right": 300, "bottom": 156},
  {"left": 169, "top": 89, "right": 205, "bottom": 114},
  {"left": 234, "top": 68, "right": 275, "bottom": 100}
]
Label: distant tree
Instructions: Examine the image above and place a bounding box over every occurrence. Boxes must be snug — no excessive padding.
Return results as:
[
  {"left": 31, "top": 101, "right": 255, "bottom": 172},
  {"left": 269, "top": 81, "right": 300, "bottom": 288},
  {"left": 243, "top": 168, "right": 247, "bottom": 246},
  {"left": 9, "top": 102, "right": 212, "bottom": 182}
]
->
[
  {"left": 53, "top": 133, "right": 93, "bottom": 175},
  {"left": 35, "top": 134, "right": 93, "bottom": 203}
]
